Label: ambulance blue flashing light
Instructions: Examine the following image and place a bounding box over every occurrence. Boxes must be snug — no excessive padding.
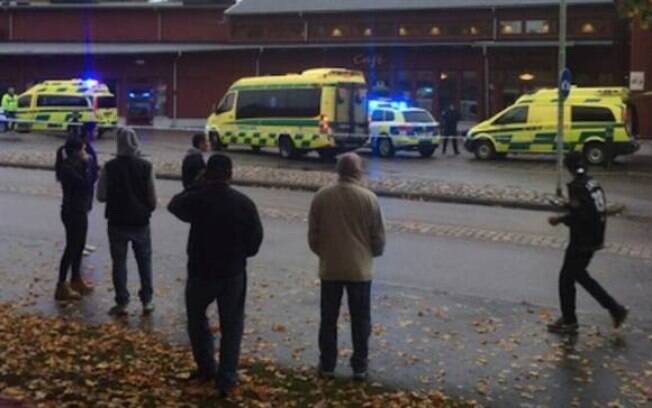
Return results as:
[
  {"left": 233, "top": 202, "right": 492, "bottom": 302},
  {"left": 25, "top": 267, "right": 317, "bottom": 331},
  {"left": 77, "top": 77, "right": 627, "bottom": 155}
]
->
[{"left": 368, "top": 99, "right": 409, "bottom": 111}]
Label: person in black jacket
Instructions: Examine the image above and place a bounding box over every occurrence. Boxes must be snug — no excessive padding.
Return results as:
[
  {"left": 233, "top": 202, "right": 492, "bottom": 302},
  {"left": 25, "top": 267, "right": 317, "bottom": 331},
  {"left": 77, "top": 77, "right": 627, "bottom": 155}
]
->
[
  {"left": 441, "top": 104, "right": 460, "bottom": 155},
  {"left": 547, "top": 151, "right": 628, "bottom": 335},
  {"left": 55, "top": 136, "right": 95, "bottom": 301},
  {"left": 182, "top": 133, "right": 209, "bottom": 189},
  {"left": 97, "top": 127, "right": 158, "bottom": 317},
  {"left": 168, "top": 154, "right": 263, "bottom": 396}
]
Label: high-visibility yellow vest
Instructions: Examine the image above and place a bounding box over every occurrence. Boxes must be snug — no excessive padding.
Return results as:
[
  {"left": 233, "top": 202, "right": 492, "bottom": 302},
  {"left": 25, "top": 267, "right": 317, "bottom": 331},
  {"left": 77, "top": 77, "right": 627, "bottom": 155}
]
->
[{"left": 1, "top": 94, "right": 18, "bottom": 112}]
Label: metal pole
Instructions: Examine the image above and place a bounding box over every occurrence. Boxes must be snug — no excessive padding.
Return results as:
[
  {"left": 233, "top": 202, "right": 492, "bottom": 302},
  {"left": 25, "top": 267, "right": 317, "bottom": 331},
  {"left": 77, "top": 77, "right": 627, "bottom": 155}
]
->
[{"left": 556, "top": 0, "right": 567, "bottom": 197}]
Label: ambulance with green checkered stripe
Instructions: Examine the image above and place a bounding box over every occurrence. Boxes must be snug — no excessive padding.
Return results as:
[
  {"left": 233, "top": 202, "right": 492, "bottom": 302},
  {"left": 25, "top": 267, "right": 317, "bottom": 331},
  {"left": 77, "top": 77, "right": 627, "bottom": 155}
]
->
[
  {"left": 205, "top": 68, "right": 369, "bottom": 159},
  {"left": 15, "top": 79, "right": 117, "bottom": 137},
  {"left": 464, "top": 87, "right": 639, "bottom": 165}
]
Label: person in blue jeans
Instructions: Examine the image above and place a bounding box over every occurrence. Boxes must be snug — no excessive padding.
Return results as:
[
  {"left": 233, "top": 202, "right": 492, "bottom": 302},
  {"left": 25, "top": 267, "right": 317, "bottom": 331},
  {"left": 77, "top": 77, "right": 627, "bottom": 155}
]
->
[
  {"left": 97, "top": 128, "right": 157, "bottom": 316},
  {"left": 168, "top": 154, "right": 263, "bottom": 396},
  {"left": 308, "top": 153, "right": 386, "bottom": 381}
]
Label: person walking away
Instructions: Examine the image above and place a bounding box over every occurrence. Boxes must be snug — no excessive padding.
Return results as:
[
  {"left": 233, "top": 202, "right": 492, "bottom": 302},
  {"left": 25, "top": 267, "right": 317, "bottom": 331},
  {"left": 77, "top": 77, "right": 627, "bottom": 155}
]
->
[
  {"left": 1, "top": 87, "right": 18, "bottom": 131},
  {"left": 168, "top": 154, "right": 263, "bottom": 396},
  {"left": 182, "top": 133, "right": 209, "bottom": 189},
  {"left": 54, "top": 136, "right": 95, "bottom": 301},
  {"left": 97, "top": 127, "right": 157, "bottom": 316},
  {"left": 441, "top": 104, "right": 460, "bottom": 155},
  {"left": 547, "top": 151, "right": 628, "bottom": 335},
  {"left": 308, "top": 153, "right": 386, "bottom": 381}
]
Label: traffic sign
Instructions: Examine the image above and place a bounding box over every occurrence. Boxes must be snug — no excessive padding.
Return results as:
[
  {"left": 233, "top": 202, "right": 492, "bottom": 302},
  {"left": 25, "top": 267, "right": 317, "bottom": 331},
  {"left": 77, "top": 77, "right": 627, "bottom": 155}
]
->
[{"left": 559, "top": 68, "right": 572, "bottom": 100}]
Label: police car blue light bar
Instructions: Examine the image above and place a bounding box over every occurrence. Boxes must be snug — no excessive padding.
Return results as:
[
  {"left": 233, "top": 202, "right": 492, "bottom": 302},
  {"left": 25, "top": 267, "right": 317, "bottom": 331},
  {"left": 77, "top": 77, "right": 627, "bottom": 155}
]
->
[{"left": 368, "top": 99, "right": 409, "bottom": 111}]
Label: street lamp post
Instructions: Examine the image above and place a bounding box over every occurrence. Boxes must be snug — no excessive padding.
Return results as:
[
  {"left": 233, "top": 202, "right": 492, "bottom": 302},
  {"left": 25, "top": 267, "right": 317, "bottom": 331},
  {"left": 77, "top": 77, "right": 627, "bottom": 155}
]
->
[{"left": 556, "top": 0, "right": 567, "bottom": 197}]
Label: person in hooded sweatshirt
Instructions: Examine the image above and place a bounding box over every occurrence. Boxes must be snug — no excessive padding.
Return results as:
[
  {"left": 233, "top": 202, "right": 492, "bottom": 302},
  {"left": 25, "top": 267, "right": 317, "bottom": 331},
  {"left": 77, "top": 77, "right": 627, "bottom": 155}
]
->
[
  {"left": 97, "top": 127, "right": 157, "bottom": 317},
  {"left": 182, "top": 133, "right": 209, "bottom": 190},
  {"left": 54, "top": 136, "right": 95, "bottom": 301}
]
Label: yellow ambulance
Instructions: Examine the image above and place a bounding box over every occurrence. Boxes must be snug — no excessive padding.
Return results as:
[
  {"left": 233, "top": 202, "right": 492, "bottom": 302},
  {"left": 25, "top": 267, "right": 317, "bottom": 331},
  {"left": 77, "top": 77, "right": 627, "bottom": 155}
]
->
[
  {"left": 15, "top": 79, "right": 117, "bottom": 137},
  {"left": 464, "top": 87, "right": 639, "bottom": 165},
  {"left": 205, "top": 68, "right": 369, "bottom": 159}
]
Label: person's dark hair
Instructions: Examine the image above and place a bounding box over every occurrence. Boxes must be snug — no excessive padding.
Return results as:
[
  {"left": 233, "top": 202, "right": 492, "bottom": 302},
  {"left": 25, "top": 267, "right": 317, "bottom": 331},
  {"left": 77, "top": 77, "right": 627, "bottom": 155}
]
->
[
  {"left": 564, "top": 151, "right": 586, "bottom": 174},
  {"left": 205, "top": 154, "right": 232, "bottom": 181},
  {"left": 192, "top": 133, "right": 206, "bottom": 149},
  {"left": 64, "top": 136, "right": 84, "bottom": 157}
]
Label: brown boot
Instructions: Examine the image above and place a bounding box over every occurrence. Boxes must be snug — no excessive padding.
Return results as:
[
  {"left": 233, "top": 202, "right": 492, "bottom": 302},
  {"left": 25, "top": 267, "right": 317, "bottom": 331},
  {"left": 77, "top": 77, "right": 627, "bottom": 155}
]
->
[
  {"left": 70, "top": 279, "right": 94, "bottom": 296},
  {"left": 55, "top": 282, "right": 82, "bottom": 301}
]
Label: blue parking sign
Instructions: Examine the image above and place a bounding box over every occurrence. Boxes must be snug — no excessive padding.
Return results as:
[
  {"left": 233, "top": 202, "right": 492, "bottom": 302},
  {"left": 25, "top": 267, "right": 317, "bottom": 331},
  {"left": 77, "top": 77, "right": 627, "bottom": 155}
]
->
[{"left": 560, "top": 68, "right": 572, "bottom": 100}]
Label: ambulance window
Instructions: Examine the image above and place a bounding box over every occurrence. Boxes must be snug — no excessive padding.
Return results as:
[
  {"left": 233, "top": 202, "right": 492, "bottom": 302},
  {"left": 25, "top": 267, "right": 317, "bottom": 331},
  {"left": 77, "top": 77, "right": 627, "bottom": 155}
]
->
[
  {"left": 494, "top": 106, "right": 528, "bottom": 125},
  {"left": 371, "top": 110, "right": 384, "bottom": 121},
  {"left": 216, "top": 93, "right": 235, "bottom": 114},
  {"left": 97, "top": 96, "right": 116, "bottom": 108},
  {"left": 385, "top": 111, "right": 395, "bottom": 121},
  {"left": 18, "top": 95, "right": 32, "bottom": 108},
  {"left": 37, "top": 95, "right": 89, "bottom": 108},
  {"left": 571, "top": 106, "right": 615, "bottom": 122}
]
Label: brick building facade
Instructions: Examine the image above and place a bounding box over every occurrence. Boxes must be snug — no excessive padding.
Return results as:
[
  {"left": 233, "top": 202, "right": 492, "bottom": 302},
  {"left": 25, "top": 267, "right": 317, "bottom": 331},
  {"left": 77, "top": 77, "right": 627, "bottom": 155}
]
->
[{"left": 0, "top": 0, "right": 647, "bottom": 136}]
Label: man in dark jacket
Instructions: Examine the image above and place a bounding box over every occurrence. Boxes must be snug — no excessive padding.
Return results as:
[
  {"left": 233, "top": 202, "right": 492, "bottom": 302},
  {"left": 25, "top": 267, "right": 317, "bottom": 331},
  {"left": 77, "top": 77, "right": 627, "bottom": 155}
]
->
[
  {"left": 97, "top": 127, "right": 157, "bottom": 316},
  {"left": 441, "top": 104, "right": 460, "bottom": 155},
  {"left": 55, "top": 136, "right": 95, "bottom": 301},
  {"left": 182, "top": 133, "right": 209, "bottom": 189},
  {"left": 547, "top": 151, "right": 628, "bottom": 335},
  {"left": 168, "top": 154, "right": 263, "bottom": 396}
]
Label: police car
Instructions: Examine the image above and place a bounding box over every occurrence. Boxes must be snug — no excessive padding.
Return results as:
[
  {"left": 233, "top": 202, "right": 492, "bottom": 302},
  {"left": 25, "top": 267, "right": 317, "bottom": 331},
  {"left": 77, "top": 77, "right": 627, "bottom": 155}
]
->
[{"left": 368, "top": 101, "right": 440, "bottom": 158}]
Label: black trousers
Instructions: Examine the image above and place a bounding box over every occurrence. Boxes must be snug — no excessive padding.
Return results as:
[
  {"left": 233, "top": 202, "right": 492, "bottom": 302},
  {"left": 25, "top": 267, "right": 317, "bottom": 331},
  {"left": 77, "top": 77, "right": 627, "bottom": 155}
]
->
[
  {"left": 558, "top": 248, "right": 621, "bottom": 324},
  {"left": 442, "top": 134, "right": 459, "bottom": 154},
  {"left": 319, "top": 281, "right": 371, "bottom": 373},
  {"left": 58, "top": 211, "right": 88, "bottom": 283}
]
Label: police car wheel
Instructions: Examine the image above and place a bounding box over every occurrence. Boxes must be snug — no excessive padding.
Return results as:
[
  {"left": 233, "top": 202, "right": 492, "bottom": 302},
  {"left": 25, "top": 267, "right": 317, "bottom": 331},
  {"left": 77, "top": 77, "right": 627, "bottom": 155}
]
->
[
  {"left": 583, "top": 143, "right": 606, "bottom": 166},
  {"left": 0, "top": 122, "right": 6, "bottom": 133},
  {"left": 418, "top": 145, "right": 436, "bottom": 158},
  {"left": 474, "top": 140, "right": 495, "bottom": 160},
  {"left": 378, "top": 138, "right": 395, "bottom": 158},
  {"left": 279, "top": 136, "right": 296, "bottom": 159}
]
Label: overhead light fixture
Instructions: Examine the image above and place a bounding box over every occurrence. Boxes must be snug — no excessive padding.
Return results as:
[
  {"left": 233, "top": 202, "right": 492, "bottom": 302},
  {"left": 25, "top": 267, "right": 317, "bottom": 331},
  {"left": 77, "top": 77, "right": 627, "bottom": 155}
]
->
[
  {"left": 440, "top": 72, "right": 448, "bottom": 80},
  {"left": 519, "top": 73, "right": 535, "bottom": 81},
  {"left": 331, "top": 27, "right": 343, "bottom": 37},
  {"left": 399, "top": 26, "right": 408, "bottom": 36},
  {"left": 469, "top": 26, "right": 479, "bottom": 35},
  {"left": 430, "top": 25, "right": 441, "bottom": 36},
  {"left": 364, "top": 28, "right": 373, "bottom": 37},
  {"left": 581, "top": 23, "right": 595, "bottom": 34}
]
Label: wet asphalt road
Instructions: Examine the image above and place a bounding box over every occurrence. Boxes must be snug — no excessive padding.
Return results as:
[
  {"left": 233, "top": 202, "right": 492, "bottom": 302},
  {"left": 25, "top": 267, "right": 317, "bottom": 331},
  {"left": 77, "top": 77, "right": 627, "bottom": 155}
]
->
[
  {"left": 2, "top": 129, "right": 652, "bottom": 220},
  {"left": 0, "top": 166, "right": 651, "bottom": 406}
]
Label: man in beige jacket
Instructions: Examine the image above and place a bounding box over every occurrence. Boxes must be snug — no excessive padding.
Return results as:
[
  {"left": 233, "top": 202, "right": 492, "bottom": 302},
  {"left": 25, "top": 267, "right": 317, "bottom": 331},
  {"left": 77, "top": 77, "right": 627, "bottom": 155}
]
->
[{"left": 308, "top": 153, "right": 386, "bottom": 381}]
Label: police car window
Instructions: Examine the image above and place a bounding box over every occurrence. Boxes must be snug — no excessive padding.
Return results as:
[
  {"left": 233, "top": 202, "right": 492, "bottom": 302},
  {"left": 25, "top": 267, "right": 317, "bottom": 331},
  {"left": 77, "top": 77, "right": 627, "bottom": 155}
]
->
[
  {"left": 403, "top": 110, "right": 433, "bottom": 123},
  {"left": 371, "top": 110, "right": 384, "bottom": 121},
  {"left": 571, "top": 106, "right": 615, "bottom": 122},
  {"left": 17, "top": 95, "right": 32, "bottom": 108},
  {"left": 37, "top": 95, "right": 89, "bottom": 108},
  {"left": 385, "top": 111, "right": 395, "bottom": 121},
  {"left": 494, "top": 106, "right": 528, "bottom": 125},
  {"left": 217, "top": 93, "right": 235, "bottom": 114}
]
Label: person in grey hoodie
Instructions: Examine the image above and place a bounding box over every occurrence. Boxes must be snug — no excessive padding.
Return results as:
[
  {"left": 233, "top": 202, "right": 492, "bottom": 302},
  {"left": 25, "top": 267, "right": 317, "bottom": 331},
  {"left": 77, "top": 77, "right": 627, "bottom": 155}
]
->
[
  {"left": 97, "top": 127, "right": 157, "bottom": 316},
  {"left": 182, "top": 133, "right": 209, "bottom": 189}
]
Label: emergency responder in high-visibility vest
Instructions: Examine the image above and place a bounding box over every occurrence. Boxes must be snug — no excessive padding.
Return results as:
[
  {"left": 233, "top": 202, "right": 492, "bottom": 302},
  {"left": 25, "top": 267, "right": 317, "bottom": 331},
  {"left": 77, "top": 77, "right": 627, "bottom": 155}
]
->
[{"left": 1, "top": 87, "right": 18, "bottom": 131}]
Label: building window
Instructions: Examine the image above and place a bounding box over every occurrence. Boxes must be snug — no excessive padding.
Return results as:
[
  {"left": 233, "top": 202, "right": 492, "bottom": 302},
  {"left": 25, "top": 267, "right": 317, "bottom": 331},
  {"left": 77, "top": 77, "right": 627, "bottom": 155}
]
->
[
  {"left": 525, "top": 20, "right": 551, "bottom": 34},
  {"left": 232, "top": 24, "right": 264, "bottom": 41},
  {"left": 500, "top": 20, "right": 523, "bottom": 35},
  {"left": 461, "top": 71, "right": 479, "bottom": 121}
]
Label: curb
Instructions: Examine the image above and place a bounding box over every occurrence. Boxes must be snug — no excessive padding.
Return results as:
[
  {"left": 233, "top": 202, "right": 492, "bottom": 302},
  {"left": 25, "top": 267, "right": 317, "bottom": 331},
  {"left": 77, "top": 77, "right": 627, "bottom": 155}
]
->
[
  {"left": 0, "top": 160, "right": 624, "bottom": 214},
  {"left": 0, "top": 160, "right": 556, "bottom": 211}
]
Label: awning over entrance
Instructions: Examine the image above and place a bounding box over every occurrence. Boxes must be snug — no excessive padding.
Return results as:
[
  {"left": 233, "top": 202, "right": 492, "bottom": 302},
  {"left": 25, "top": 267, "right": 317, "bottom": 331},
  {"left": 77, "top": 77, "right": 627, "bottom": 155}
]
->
[{"left": 0, "top": 42, "right": 244, "bottom": 55}]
